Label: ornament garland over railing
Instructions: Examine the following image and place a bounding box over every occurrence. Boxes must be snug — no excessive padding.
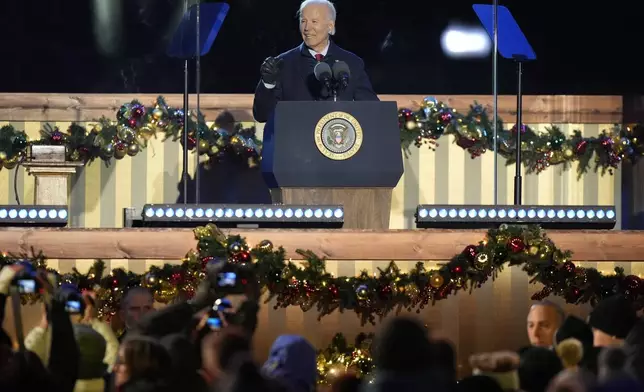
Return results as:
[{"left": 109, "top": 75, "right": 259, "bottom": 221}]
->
[
  {"left": 0, "top": 97, "right": 262, "bottom": 171},
  {"left": 399, "top": 97, "right": 644, "bottom": 176},
  {"left": 0, "top": 96, "right": 641, "bottom": 176},
  {"left": 2, "top": 224, "right": 642, "bottom": 326}
]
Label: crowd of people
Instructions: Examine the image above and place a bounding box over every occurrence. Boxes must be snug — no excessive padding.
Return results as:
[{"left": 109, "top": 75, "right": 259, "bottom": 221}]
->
[{"left": 2, "top": 261, "right": 644, "bottom": 392}]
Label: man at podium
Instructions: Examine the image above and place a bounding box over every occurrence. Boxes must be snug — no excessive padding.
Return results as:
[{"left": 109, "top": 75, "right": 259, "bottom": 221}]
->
[{"left": 252, "top": 0, "right": 379, "bottom": 123}]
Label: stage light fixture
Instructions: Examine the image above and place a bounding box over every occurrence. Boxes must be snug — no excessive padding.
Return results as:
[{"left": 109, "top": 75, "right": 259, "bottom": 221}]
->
[
  {"left": 415, "top": 205, "right": 616, "bottom": 229},
  {"left": 136, "top": 204, "right": 344, "bottom": 228},
  {"left": 0, "top": 205, "right": 69, "bottom": 227}
]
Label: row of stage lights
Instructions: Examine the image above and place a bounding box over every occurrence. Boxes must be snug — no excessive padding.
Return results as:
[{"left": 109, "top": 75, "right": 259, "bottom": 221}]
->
[
  {"left": 416, "top": 205, "right": 616, "bottom": 229},
  {"left": 0, "top": 204, "right": 618, "bottom": 230},
  {"left": 0, "top": 206, "right": 68, "bottom": 226}
]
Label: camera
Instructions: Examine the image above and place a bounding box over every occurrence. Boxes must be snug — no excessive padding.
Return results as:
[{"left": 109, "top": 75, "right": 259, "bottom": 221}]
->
[
  {"left": 211, "top": 262, "right": 254, "bottom": 295},
  {"left": 11, "top": 261, "right": 40, "bottom": 294},
  {"left": 206, "top": 298, "right": 232, "bottom": 330},
  {"left": 59, "top": 284, "right": 85, "bottom": 315}
]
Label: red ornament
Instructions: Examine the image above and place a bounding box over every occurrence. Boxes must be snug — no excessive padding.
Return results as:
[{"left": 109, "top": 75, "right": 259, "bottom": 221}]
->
[
  {"left": 238, "top": 251, "right": 251, "bottom": 263},
  {"left": 563, "top": 261, "right": 576, "bottom": 274},
  {"left": 440, "top": 112, "right": 452, "bottom": 123},
  {"left": 462, "top": 245, "right": 478, "bottom": 262},
  {"left": 51, "top": 131, "right": 63, "bottom": 144},
  {"left": 169, "top": 272, "right": 183, "bottom": 285},
  {"left": 456, "top": 137, "right": 476, "bottom": 149},
  {"left": 201, "top": 256, "right": 214, "bottom": 269},
  {"left": 128, "top": 118, "right": 138, "bottom": 128},
  {"left": 452, "top": 265, "right": 463, "bottom": 274},
  {"left": 575, "top": 140, "right": 588, "bottom": 155},
  {"left": 507, "top": 237, "right": 525, "bottom": 253}
]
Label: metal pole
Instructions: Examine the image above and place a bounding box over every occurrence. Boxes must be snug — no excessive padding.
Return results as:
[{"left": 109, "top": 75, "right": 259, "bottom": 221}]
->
[
  {"left": 182, "top": 58, "right": 189, "bottom": 204},
  {"left": 181, "top": 0, "right": 190, "bottom": 204},
  {"left": 514, "top": 61, "right": 523, "bottom": 206},
  {"left": 195, "top": 0, "right": 201, "bottom": 204},
  {"left": 492, "top": 0, "right": 499, "bottom": 205}
]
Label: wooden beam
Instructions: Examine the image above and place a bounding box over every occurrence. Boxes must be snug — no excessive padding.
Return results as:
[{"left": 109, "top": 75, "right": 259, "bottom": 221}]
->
[
  {"left": 0, "top": 228, "right": 643, "bottom": 262},
  {"left": 0, "top": 93, "right": 622, "bottom": 124}
]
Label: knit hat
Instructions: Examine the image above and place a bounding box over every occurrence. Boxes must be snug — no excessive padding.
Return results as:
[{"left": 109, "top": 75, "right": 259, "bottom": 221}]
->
[
  {"left": 262, "top": 335, "right": 317, "bottom": 392},
  {"left": 588, "top": 296, "right": 637, "bottom": 339},
  {"left": 73, "top": 324, "right": 107, "bottom": 380},
  {"left": 555, "top": 315, "right": 593, "bottom": 347}
]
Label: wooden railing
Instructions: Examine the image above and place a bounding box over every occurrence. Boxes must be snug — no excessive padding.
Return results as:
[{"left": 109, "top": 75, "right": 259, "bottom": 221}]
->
[{"left": 0, "top": 93, "right": 623, "bottom": 123}]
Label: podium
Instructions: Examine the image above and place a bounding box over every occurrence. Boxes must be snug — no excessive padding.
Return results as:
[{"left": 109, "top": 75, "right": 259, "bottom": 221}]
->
[{"left": 261, "top": 101, "right": 404, "bottom": 229}]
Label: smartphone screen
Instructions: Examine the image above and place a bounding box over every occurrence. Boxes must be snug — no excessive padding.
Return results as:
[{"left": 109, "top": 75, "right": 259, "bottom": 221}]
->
[
  {"left": 17, "top": 279, "right": 36, "bottom": 294},
  {"left": 217, "top": 272, "right": 236, "bottom": 287},
  {"left": 65, "top": 300, "right": 81, "bottom": 313},
  {"left": 207, "top": 316, "right": 222, "bottom": 330}
]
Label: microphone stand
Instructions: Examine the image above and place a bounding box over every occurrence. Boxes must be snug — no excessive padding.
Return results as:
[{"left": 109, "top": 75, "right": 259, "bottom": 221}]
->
[{"left": 513, "top": 55, "right": 527, "bottom": 206}]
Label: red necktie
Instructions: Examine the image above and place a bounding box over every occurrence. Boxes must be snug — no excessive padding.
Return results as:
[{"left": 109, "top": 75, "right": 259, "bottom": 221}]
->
[{"left": 315, "top": 53, "right": 324, "bottom": 62}]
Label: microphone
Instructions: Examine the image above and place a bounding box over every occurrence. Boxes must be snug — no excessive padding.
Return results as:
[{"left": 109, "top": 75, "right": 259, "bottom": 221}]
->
[
  {"left": 332, "top": 61, "right": 351, "bottom": 89},
  {"left": 314, "top": 62, "right": 333, "bottom": 90}
]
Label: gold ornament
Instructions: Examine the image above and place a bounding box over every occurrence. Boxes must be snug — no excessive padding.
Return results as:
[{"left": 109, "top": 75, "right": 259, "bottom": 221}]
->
[
  {"left": 406, "top": 120, "right": 417, "bottom": 130},
  {"left": 198, "top": 139, "right": 210, "bottom": 154},
  {"left": 69, "top": 150, "right": 81, "bottom": 161},
  {"left": 550, "top": 151, "right": 564, "bottom": 164},
  {"left": 154, "top": 282, "right": 178, "bottom": 303},
  {"left": 563, "top": 147, "right": 574, "bottom": 158},
  {"left": 209, "top": 145, "right": 220, "bottom": 155},
  {"left": 138, "top": 126, "right": 156, "bottom": 141},
  {"left": 3, "top": 157, "right": 18, "bottom": 169},
  {"left": 539, "top": 244, "right": 553, "bottom": 256},
  {"left": 325, "top": 363, "right": 347, "bottom": 384},
  {"left": 193, "top": 226, "right": 211, "bottom": 240},
  {"left": 256, "top": 239, "right": 274, "bottom": 252},
  {"left": 404, "top": 283, "right": 420, "bottom": 298},
  {"left": 553, "top": 250, "right": 567, "bottom": 264},
  {"left": 152, "top": 108, "right": 164, "bottom": 120},
  {"left": 429, "top": 272, "right": 444, "bottom": 288},
  {"left": 528, "top": 246, "right": 540, "bottom": 256},
  {"left": 117, "top": 126, "right": 136, "bottom": 143},
  {"left": 0, "top": 151, "right": 6, "bottom": 161},
  {"left": 127, "top": 143, "right": 140, "bottom": 156}
]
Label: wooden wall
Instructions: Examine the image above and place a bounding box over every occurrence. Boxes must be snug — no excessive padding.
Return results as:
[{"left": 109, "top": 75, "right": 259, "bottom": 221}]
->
[{"left": 0, "top": 93, "right": 628, "bottom": 372}]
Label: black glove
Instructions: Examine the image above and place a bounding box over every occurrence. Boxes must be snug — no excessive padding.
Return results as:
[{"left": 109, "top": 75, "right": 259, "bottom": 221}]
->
[{"left": 260, "top": 56, "right": 283, "bottom": 85}]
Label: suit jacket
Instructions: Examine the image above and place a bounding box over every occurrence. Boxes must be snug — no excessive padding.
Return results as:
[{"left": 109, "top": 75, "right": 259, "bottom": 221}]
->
[{"left": 252, "top": 41, "right": 379, "bottom": 123}]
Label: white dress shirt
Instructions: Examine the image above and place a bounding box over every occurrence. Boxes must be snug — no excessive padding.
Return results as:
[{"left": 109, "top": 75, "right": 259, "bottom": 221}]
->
[{"left": 263, "top": 42, "right": 330, "bottom": 89}]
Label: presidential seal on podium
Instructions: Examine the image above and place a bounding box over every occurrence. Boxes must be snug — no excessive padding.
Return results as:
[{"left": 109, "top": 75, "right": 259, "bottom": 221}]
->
[{"left": 314, "top": 111, "right": 363, "bottom": 160}]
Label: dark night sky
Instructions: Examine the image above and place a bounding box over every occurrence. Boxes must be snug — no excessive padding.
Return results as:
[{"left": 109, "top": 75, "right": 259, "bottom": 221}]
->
[{"left": 0, "top": 0, "right": 642, "bottom": 95}]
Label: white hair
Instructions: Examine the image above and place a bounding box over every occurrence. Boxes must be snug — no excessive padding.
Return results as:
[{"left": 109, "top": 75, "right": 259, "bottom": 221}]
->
[{"left": 297, "top": 0, "right": 336, "bottom": 35}]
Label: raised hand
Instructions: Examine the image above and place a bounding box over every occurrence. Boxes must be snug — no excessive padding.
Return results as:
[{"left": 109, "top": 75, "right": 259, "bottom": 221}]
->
[{"left": 260, "top": 56, "right": 284, "bottom": 85}]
